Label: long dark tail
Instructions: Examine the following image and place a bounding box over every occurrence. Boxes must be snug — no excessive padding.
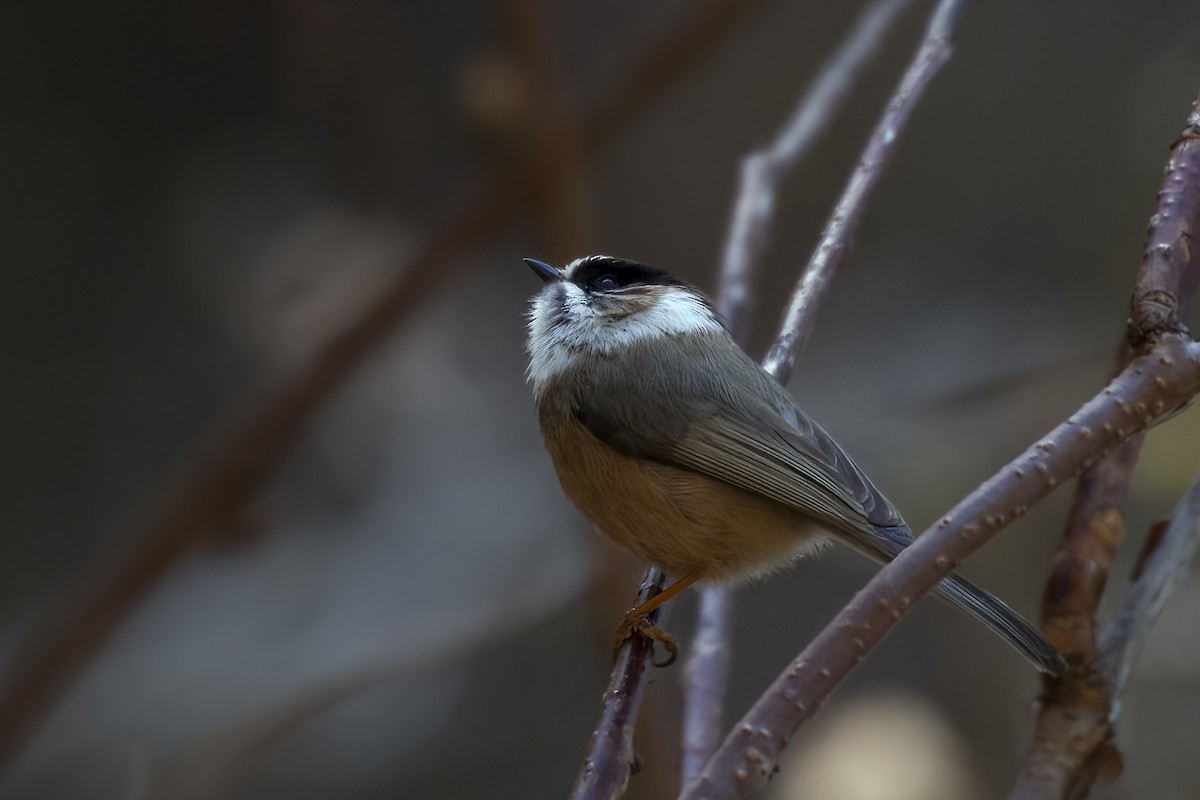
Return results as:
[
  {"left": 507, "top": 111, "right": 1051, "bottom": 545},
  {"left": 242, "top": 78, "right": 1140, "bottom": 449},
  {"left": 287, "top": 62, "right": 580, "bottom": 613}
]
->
[
  {"left": 850, "top": 525, "right": 1065, "bottom": 674},
  {"left": 933, "top": 572, "right": 1064, "bottom": 674}
]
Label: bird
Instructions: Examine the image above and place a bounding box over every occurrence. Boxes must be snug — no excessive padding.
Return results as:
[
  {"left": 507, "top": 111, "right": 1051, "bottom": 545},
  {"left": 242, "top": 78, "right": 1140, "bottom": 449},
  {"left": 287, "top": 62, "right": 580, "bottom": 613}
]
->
[{"left": 524, "top": 254, "right": 1064, "bottom": 674}]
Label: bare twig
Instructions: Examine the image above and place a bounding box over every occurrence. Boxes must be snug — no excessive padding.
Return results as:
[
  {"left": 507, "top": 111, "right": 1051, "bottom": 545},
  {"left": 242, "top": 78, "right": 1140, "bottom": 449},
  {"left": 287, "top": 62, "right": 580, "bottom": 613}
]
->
[
  {"left": 1010, "top": 94, "right": 1200, "bottom": 800},
  {"left": 1129, "top": 98, "right": 1200, "bottom": 345},
  {"left": 682, "top": 585, "right": 735, "bottom": 785},
  {"left": 683, "top": 89, "right": 1200, "bottom": 800},
  {"left": 0, "top": 0, "right": 771, "bottom": 766},
  {"left": 681, "top": 28, "right": 1200, "bottom": 800},
  {"left": 683, "top": 335, "right": 1200, "bottom": 800},
  {"left": 762, "top": 0, "right": 967, "bottom": 380},
  {"left": 1039, "top": 347, "right": 1145, "bottom": 662},
  {"left": 716, "top": 0, "right": 917, "bottom": 343},
  {"left": 570, "top": 568, "right": 668, "bottom": 800},
  {"left": 682, "top": 0, "right": 919, "bottom": 786}
]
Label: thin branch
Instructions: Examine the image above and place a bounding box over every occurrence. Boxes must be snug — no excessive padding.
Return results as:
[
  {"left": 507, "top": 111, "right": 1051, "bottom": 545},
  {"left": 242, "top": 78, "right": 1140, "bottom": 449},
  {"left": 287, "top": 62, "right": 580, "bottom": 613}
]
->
[
  {"left": 0, "top": 0, "right": 771, "bottom": 766},
  {"left": 1129, "top": 99, "right": 1200, "bottom": 345},
  {"left": 683, "top": 335, "right": 1200, "bottom": 800},
  {"left": 716, "top": 0, "right": 917, "bottom": 343},
  {"left": 682, "top": 0, "right": 919, "bottom": 786},
  {"left": 1010, "top": 94, "right": 1200, "bottom": 800},
  {"left": 570, "top": 568, "right": 668, "bottom": 800},
  {"left": 681, "top": 585, "right": 734, "bottom": 785},
  {"left": 762, "top": 0, "right": 966, "bottom": 381},
  {"left": 1038, "top": 346, "right": 1144, "bottom": 663}
]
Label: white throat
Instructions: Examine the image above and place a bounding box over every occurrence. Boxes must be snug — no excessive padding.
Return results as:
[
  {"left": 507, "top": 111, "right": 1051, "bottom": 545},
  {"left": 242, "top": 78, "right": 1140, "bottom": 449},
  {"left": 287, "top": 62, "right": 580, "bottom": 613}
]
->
[{"left": 526, "top": 281, "right": 722, "bottom": 391}]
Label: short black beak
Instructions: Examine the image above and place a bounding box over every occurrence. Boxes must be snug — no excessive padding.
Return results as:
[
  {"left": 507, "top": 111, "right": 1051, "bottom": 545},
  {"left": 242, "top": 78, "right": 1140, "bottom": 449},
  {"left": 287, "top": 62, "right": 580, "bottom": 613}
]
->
[{"left": 524, "top": 257, "right": 563, "bottom": 283}]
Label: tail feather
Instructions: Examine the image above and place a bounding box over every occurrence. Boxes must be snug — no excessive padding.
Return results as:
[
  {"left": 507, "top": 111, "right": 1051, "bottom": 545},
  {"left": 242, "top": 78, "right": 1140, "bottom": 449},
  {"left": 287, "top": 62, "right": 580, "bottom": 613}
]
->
[
  {"left": 934, "top": 573, "right": 1065, "bottom": 674},
  {"left": 851, "top": 525, "right": 1064, "bottom": 674}
]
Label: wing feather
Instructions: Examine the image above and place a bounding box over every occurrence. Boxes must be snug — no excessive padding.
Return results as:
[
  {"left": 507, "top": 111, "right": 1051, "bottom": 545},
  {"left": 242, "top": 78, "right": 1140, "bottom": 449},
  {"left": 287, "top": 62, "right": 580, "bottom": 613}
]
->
[{"left": 570, "top": 334, "right": 903, "bottom": 537}]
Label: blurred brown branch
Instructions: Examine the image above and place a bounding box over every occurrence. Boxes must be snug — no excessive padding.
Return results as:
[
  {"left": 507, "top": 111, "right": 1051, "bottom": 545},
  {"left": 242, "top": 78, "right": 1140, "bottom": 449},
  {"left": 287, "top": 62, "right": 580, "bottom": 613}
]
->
[
  {"left": 0, "top": 0, "right": 769, "bottom": 767},
  {"left": 684, "top": 90, "right": 1200, "bottom": 800},
  {"left": 1010, "top": 94, "right": 1200, "bottom": 800},
  {"left": 143, "top": 596, "right": 576, "bottom": 800},
  {"left": 682, "top": 0, "right": 919, "bottom": 787}
]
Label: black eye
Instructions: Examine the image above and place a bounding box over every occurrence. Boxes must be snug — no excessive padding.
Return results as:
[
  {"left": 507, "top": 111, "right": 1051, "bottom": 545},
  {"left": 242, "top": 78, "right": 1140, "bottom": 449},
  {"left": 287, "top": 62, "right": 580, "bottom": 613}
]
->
[{"left": 593, "top": 274, "right": 619, "bottom": 291}]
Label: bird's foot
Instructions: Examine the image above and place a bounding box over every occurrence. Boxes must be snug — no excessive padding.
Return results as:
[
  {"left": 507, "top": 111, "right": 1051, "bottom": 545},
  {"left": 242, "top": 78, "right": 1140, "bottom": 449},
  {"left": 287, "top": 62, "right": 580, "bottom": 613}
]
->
[{"left": 613, "top": 614, "right": 678, "bottom": 667}]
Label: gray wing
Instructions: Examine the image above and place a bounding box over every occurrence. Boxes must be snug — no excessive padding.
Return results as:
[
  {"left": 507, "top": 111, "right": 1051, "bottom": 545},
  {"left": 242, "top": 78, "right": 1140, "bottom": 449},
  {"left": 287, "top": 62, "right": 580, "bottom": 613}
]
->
[{"left": 573, "top": 334, "right": 904, "bottom": 538}]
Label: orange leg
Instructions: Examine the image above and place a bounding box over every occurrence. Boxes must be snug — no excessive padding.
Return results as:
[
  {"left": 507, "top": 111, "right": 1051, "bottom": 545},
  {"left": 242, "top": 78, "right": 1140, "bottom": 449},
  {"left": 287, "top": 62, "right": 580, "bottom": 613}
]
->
[
  {"left": 623, "top": 570, "right": 701, "bottom": 623},
  {"left": 614, "top": 571, "right": 701, "bottom": 666}
]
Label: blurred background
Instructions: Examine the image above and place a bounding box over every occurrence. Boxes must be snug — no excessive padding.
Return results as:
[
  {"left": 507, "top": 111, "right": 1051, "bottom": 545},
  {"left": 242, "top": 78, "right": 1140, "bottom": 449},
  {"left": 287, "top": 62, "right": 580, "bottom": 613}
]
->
[{"left": 4, "top": 1, "right": 1200, "bottom": 798}]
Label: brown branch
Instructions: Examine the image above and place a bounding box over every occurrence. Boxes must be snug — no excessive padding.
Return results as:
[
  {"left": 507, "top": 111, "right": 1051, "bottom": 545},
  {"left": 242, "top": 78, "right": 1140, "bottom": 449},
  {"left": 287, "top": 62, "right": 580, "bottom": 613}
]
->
[
  {"left": 681, "top": 0, "right": 920, "bottom": 786},
  {"left": 683, "top": 335, "right": 1200, "bottom": 800},
  {"left": 0, "top": 0, "right": 770, "bottom": 766},
  {"left": 1013, "top": 474, "right": 1200, "bottom": 800},
  {"left": 563, "top": 2, "right": 798, "bottom": 795},
  {"left": 1129, "top": 100, "right": 1200, "bottom": 345},
  {"left": 578, "top": 0, "right": 771, "bottom": 154},
  {"left": 1010, "top": 94, "right": 1200, "bottom": 800},
  {"left": 761, "top": 0, "right": 967, "bottom": 380},
  {"left": 0, "top": 176, "right": 515, "bottom": 765},
  {"left": 143, "top": 596, "right": 574, "bottom": 800},
  {"left": 504, "top": 0, "right": 592, "bottom": 260},
  {"left": 1039, "top": 345, "right": 1144, "bottom": 663},
  {"left": 570, "top": 568, "right": 668, "bottom": 800}
]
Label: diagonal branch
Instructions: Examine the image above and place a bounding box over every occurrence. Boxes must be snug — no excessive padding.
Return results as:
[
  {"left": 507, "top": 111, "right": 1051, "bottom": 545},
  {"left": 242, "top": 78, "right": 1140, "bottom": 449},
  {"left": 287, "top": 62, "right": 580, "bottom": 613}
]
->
[
  {"left": 686, "top": 90, "right": 1200, "bottom": 800},
  {"left": 683, "top": 335, "right": 1200, "bottom": 800},
  {"left": 715, "top": 0, "right": 918, "bottom": 343},
  {"left": 682, "top": 0, "right": 920, "bottom": 786},
  {"left": 762, "top": 0, "right": 967, "bottom": 380}
]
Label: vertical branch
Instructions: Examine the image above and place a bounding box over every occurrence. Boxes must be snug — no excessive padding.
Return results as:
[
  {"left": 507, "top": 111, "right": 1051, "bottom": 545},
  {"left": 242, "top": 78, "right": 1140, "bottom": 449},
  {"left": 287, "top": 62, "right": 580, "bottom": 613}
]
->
[
  {"left": 681, "top": 586, "right": 734, "bottom": 785},
  {"left": 681, "top": 0, "right": 918, "bottom": 787},
  {"left": 1011, "top": 94, "right": 1200, "bottom": 800},
  {"left": 570, "top": 569, "right": 667, "bottom": 800}
]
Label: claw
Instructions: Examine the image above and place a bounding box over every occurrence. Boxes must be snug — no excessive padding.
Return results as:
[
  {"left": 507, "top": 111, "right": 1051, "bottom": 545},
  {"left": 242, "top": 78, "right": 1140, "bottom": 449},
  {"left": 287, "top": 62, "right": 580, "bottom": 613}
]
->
[{"left": 614, "top": 615, "right": 679, "bottom": 667}]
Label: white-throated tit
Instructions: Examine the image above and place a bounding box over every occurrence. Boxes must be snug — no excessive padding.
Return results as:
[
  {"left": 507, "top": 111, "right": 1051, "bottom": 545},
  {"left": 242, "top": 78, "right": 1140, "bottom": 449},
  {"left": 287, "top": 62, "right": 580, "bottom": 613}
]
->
[{"left": 525, "top": 254, "right": 1063, "bottom": 674}]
